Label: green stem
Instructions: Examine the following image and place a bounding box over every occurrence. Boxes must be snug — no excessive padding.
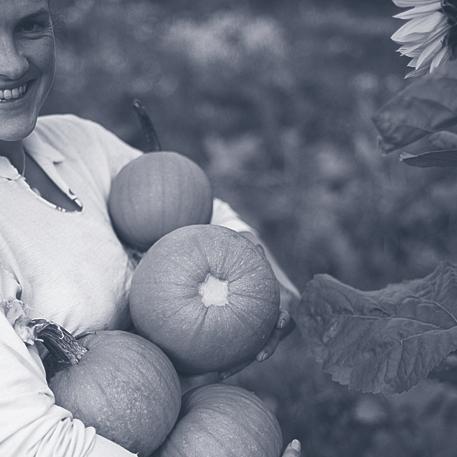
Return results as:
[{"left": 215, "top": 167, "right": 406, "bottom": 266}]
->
[
  {"left": 132, "top": 98, "right": 162, "bottom": 152},
  {"left": 29, "top": 319, "right": 87, "bottom": 375}
]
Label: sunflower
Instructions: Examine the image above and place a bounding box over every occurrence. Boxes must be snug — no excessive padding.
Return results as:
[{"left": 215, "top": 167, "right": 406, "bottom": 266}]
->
[{"left": 391, "top": 0, "right": 457, "bottom": 78}]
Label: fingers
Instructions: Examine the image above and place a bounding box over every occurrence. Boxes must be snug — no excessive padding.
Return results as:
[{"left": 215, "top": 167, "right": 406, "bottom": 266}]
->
[
  {"left": 279, "top": 283, "right": 300, "bottom": 315},
  {"left": 283, "top": 440, "right": 301, "bottom": 456},
  {"left": 257, "top": 317, "right": 296, "bottom": 362},
  {"left": 256, "top": 327, "right": 282, "bottom": 362},
  {"left": 254, "top": 283, "right": 297, "bottom": 362},
  {"left": 238, "top": 231, "right": 266, "bottom": 258},
  {"left": 277, "top": 308, "right": 291, "bottom": 329},
  {"left": 277, "top": 283, "right": 300, "bottom": 330},
  {"left": 255, "top": 242, "right": 267, "bottom": 258},
  {"left": 222, "top": 317, "right": 297, "bottom": 376}
]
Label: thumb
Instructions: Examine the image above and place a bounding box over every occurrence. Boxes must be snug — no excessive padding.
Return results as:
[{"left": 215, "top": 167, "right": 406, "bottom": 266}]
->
[{"left": 283, "top": 440, "right": 301, "bottom": 456}]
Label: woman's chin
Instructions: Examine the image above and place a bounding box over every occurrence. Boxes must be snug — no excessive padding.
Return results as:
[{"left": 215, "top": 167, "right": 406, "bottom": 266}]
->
[{"left": 0, "top": 117, "right": 37, "bottom": 142}]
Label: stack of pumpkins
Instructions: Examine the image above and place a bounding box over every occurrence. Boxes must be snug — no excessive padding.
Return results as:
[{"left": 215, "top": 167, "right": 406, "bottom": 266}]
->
[{"left": 36, "top": 109, "right": 283, "bottom": 457}]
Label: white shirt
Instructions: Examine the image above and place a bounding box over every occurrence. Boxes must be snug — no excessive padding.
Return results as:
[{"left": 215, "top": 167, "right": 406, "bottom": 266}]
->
[{"left": 0, "top": 114, "right": 255, "bottom": 457}]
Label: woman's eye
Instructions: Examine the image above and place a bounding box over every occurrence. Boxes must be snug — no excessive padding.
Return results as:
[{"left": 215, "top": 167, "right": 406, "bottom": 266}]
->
[{"left": 17, "top": 21, "right": 49, "bottom": 34}]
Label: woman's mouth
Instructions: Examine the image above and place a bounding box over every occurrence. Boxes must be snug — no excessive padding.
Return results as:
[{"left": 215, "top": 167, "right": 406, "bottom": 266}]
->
[{"left": 0, "top": 82, "right": 30, "bottom": 103}]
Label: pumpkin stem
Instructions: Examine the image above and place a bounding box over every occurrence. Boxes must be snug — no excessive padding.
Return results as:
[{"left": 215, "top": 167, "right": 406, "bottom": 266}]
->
[
  {"left": 199, "top": 274, "right": 229, "bottom": 307},
  {"left": 28, "top": 319, "right": 88, "bottom": 375},
  {"left": 132, "top": 98, "right": 162, "bottom": 152}
]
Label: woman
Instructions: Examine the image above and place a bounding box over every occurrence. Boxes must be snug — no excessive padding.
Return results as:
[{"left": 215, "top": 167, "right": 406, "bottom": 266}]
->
[{"left": 0, "top": 0, "right": 302, "bottom": 455}]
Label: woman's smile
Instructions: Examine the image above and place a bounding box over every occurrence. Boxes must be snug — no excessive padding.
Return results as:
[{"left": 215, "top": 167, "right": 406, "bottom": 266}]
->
[
  {"left": 0, "top": 81, "right": 32, "bottom": 103},
  {"left": 0, "top": 0, "right": 55, "bottom": 143},
  {"left": 0, "top": 83, "right": 28, "bottom": 101}
]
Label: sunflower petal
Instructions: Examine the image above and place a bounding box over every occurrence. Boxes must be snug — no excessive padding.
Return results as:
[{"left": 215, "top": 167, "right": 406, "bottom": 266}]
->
[
  {"left": 392, "top": 16, "right": 448, "bottom": 52},
  {"left": 415, "top": 37, "right": 445, "bottom": 68},
  {"left": 397, "top": 40, "right": 432, "bottom": 57},
  {"left": 393, "top": 0, "right": 440, "bottom": 7},
  {"left": 405, "top": 65, "right": 429, "bottom": 78},
  {"left": 392, "top": 0, "right": 453, "bottom": 77},
  {"left": 408, "top": 55, "right": 420, "bottom": 67},
  {"left": 430, "top": 46, "right": 451, "bottom": 72},
  {"left": 392, "top": 12, "right": 445, "bottom": 42},
  {"left": 395, "top": 3, "right": 441, "bottom": 20}
]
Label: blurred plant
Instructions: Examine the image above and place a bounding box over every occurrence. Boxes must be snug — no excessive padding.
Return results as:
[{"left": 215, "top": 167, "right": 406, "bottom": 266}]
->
[{"left": 163, "top": 12, "right": 289, "bottom": 80}]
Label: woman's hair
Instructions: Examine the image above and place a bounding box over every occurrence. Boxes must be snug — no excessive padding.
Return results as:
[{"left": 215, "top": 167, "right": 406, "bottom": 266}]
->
[{"left": 47, "top": 0, "right": 64, "bottom": 36}]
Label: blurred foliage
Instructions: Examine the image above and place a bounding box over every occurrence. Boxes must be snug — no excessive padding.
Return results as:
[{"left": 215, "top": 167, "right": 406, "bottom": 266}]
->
[{"left": 44, "top": 0, "right": 457, "bottom": 455}]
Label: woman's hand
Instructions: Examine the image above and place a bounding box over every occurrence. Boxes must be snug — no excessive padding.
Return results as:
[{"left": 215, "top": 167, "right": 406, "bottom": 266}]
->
[
  {"left": 179, "top": 231, "right": 300, "bottom": 390},
  {"left": 217, "top": 231, "right": 300, "bottom": 380},
  {"left": 283, "top": 440, "right": 302, "bottom": 456},
  {"left": 217, "top": 283, "right": 298, "bottom": 380},
  {"left": 255, "top": 281, "right": 299, "bottom": 362},
  {"left": 179, "top": 287, "right": 297, "bottom": 390}
]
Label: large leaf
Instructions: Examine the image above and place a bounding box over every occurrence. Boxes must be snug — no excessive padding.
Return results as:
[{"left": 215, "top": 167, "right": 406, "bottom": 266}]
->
[
  {"left": 298, "top": 262, "right": 457, "bottom": 394},
  {"left": 373, "top": 61, "right": 457, "bottom": 167}
]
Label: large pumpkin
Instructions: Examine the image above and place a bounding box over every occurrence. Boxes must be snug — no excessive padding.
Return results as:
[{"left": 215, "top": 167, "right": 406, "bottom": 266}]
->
[
  {"left": 108, "top": 152, "right": 213, "bottom": 251},
  {"left": 36, "top": 322, "right": 181, "bottom": 457},
  {"left": 156, "top": 384, "right": 283, "bottom": 457},
  {"left": 129, "top": 224, "right": 280, "bottom": 374}
]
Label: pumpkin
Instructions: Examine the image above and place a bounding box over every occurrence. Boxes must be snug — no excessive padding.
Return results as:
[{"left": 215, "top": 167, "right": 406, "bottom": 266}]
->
[
  {"left": 108, "top": 152, "right": 213, "bottom": 251},
  {"left": 35, "top": 321, "right": 181, "bottom": 457},
  {"left": 129, "top": 224, "right": 280, "bottom": 374},
  {"left": 156, "top": 384, "right": 283, "bottom": 457}
]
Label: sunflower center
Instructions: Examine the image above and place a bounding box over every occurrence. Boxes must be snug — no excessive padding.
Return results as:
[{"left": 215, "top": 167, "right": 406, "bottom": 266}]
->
[
  {"left": 442, "top": 0, "right": 457, "bottom": 24},
  {"left": 442, "top": 0, "right": 457, "bottom": 57}
]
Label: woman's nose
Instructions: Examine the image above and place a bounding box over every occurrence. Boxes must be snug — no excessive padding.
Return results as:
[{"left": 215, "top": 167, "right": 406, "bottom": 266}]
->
[{"left": 0, "top": 36, "right": 29, "bottom": 81}]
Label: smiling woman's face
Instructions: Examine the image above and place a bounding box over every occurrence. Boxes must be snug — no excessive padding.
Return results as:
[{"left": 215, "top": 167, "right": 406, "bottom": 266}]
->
[{"left": 0, "top": 0, "right": 55, "bottom": 142}]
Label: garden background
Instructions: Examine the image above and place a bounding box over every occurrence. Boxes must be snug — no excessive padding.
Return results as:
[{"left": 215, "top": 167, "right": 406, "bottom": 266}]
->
[{"left": 47, "top": 1, "right": 457, "bottom": 455}]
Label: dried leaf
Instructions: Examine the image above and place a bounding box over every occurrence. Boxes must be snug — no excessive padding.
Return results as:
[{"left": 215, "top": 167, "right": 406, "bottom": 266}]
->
[
  {"left": 298, "top": 262, "right": 457, "bottom": 394},
  {"left": 0, "top": 298, "right": 35, "bottom": 345},
  {"left": 373, "top": 60, "right": 457, "bottom": 167}
]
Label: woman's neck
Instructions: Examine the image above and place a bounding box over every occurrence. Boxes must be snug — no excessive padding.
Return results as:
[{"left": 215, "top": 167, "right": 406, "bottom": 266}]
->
[{"left": 0, "top": 140, "right": 25, "bottom": 171}]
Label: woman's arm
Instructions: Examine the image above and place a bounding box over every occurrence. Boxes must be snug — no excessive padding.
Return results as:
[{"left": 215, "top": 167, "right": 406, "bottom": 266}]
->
[
  {"left": 74, "top": 117, "right": 301, "bottom": 351},
  {"left": 211, "top": 199, "right": 300, "bottom": 365},
  {"left": 238, "top": 230, "right": 300, "bottom": 298},
  {"left": 0, "top": 270, "right": 135, "bottom": 457},
  {"left": 89, "top": 436, "right": 137, "bottom": 457},
  {"left": 211, "top": 199, "right": 299, "bottom": 298}
]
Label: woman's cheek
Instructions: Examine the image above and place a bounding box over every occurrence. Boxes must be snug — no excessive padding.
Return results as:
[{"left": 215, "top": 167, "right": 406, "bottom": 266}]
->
[{"left": 23, "top": 35, "right": 56, "bottom": 112}]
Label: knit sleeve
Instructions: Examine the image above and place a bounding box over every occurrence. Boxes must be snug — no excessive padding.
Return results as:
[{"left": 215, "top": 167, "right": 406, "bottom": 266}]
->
[
  {"left": 63, "top": 116, "right": 258, "bottom": 234},
  {"left": 34, "top": 114, "right": 143, "bottom": 201},
  {"left": 0, "top": 310, "right": 137, "bottom": 457},
  {"left": 37, "top": 115, "right": 257, "bottom": 238},
  {"left": 79, "top": 117, "right": 143, "bottom": 179},
  {"left": 0, "top": 267, "right": 135, "bottom": 457},
  {"left": 210, "top": 198, "right": 257, "bottom": 234}
]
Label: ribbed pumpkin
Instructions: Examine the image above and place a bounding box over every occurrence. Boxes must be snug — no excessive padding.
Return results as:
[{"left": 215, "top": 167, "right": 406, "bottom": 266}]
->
[
  {"left": 36, "top": 322, "right": 181, "bottom": 457},
  {"left": 108, "top": 152, "right": 213, "bottom": 251},
  {"left": 156, "top": 384, "right": 283, "bottom": 457},
  {"left": 129, "top": 224, "right": 280, "bottom": 374}
]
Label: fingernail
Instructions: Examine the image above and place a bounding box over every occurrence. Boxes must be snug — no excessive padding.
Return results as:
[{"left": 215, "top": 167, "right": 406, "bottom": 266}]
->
[
  {"left": 290, "top": 440, "right": 301, "bottom": 452},
  {"left": 257, "top": 351, "right": 268, "bottom": 362}
]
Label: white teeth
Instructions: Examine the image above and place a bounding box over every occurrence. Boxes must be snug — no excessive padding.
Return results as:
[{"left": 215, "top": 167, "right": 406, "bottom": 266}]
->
[{"left": 0, "top": 83, "right": 28, "bottom": 102}]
